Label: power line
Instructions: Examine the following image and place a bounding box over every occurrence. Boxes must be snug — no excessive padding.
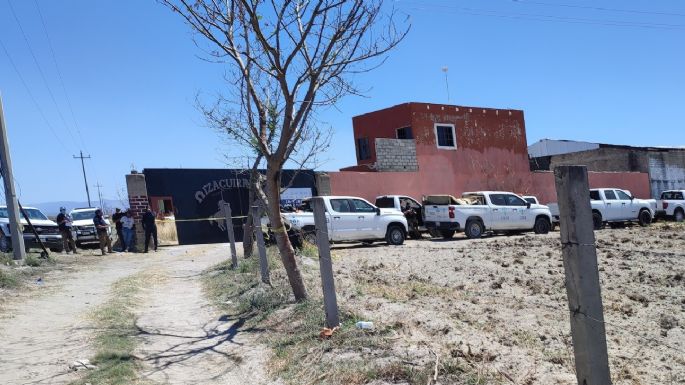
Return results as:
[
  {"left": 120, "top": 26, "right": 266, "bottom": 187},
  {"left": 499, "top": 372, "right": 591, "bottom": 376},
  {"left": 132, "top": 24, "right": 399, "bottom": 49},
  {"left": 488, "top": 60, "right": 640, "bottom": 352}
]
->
[
  {"left": 0, "top": 39, "right": 70, "bottom": 152},
  {"left": 400, "top": 1, "right": 685, "bottom": 30},
  {"left": 6, "top": 0, "right": 80, "bottom": 148},
  {"left": 33, "top": 0, "right": 89, "bottom": 153},
  {"left": 510, "top": 0, "right": 685, "bottom": 18}
]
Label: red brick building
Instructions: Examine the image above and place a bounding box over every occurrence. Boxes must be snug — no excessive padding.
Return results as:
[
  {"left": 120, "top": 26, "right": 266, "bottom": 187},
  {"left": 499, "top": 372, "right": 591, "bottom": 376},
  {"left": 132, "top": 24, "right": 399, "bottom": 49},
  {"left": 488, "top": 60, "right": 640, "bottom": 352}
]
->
[{"left": 328, "top": 102, "right": 650, "bottom": 204}]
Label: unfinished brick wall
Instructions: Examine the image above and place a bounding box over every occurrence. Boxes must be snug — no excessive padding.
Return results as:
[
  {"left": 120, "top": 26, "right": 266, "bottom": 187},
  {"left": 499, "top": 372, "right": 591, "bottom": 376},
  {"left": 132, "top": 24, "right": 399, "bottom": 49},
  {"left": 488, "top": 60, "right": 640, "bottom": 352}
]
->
[
  {"left": 126, "top": 172, "right": 149, "bottom": 251},
  {"left": 374, "top": 138, "right": 418, "bottom": 172}
]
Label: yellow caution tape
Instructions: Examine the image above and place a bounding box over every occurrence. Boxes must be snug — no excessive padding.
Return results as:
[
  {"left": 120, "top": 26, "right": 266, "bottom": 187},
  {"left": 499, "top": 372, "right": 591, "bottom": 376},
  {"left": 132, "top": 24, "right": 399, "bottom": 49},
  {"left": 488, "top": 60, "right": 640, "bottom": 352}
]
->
[{"left": 155, "top": 215, "right": 249, "bottom": 223}]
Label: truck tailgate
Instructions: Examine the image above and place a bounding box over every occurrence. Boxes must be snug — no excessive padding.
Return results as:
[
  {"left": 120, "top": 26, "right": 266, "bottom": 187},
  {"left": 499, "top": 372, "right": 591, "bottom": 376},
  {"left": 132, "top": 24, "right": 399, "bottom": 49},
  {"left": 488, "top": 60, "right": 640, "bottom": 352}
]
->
[{"left": 424, "top": 205, "right": 451, "bottom": 221}]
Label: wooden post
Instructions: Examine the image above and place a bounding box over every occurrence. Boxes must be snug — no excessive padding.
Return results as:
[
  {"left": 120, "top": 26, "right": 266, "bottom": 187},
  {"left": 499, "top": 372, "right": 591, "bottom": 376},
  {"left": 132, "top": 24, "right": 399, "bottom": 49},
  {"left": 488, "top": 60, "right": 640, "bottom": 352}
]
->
[
  {"left": 224, "top": 202, "right": 238, "bottom": 269},
  {"left": 251, "top": 205, "right": 270, "bottom": 284},
  {"left": 554, "top": 165, "right": 612, "bottom": 385},
  {"left": 311, "top": 197, "right": 340, "bottom": 328}
]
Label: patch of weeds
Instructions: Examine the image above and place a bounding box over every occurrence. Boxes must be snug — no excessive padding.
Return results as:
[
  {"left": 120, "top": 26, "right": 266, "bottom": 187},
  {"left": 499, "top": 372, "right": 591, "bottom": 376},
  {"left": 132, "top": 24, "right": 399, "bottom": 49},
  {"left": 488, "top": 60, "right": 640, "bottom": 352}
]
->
[
  {"left": 203, "top": 248, "right": 290, "bottom": 323},
  {"left": 0, "top": 268, "right": 19, "bottom": 288},
  {"left": 511, "top": 329, "right": 539, "bottom": 350},
  {"left": 264, "top": 299, "right": 417, "bottom": 385},
  {"left": 69, "top": 271, "right": 157, "bottom": 385},
  {"left": 357, "top": 273, "right": 455, "bottom": 302},
  {"left": 0, "top": 253, "right": 16, "bottom": 266},
  {"left": 24, "top": 254, "right": 44, "bottom": 267},
  {"left": 298, "top": 241, "right": 319, "bottom": 260},
  {"left": 543, "top": 348, "right": 570, "bottom": 367}
]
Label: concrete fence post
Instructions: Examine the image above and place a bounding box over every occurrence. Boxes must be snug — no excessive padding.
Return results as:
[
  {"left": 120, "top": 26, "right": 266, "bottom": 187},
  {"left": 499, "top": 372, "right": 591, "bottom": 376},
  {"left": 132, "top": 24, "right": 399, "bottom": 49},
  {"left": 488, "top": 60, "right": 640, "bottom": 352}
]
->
[
  {"left": 554, "top": 165, "right": 612, "bottom": 385},
  {"left": 251, "top": 205, "right": 270, "bottom": 284},
  {"left": 224, "top": 202, "right": 238, "bottom": 269},
  {"left": 311, "top": 197, "right": 340, "bottom": 328}
]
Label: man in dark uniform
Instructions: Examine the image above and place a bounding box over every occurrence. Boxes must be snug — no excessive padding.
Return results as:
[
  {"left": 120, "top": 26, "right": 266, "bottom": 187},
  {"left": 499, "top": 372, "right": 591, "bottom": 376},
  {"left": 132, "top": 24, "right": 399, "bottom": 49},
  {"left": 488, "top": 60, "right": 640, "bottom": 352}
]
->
[
  {"left": 142, "top": 207, "right": 158, "bottom": 253},
  {"left": 93, "top": 209, "right": 112, "bottom": 255},
  {"left": 56, "top": 207, "right": 77, "bottom": 254},
  {"left": 111, "top": 208, "right": 125, "bottom": 251}
]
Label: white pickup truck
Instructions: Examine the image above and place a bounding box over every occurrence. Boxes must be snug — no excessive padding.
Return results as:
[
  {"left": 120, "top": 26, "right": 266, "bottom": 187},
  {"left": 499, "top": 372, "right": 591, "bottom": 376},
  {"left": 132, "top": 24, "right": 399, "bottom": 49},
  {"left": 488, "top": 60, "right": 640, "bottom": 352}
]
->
[
  {"left": 423, "top": 191, "right": 553, "bottom": 239},
  {"left": 282, "top": 196, "right": 408, "bottom": 245},
  {"left": 656, "top": 190, "right": 685, "bottom": 222},
  {"left": 374, "top": 195, "right": 426, "bottom": 238},
  {"left": 547, "top": 188, "right": 657, "bottom": 230}
]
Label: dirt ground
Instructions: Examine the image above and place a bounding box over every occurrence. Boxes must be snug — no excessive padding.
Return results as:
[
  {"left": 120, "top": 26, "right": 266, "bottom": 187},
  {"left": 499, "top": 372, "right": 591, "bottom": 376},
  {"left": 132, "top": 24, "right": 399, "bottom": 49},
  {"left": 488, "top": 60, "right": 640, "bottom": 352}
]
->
[
  {"left": 0, "top": 244, "right": 269, "bottom": 385},
  {"left": 325, "top": 222, "right": 685, "bottom": 384},
  {"left": 1, "top": 222, "right": 682, "bottom": 385}
]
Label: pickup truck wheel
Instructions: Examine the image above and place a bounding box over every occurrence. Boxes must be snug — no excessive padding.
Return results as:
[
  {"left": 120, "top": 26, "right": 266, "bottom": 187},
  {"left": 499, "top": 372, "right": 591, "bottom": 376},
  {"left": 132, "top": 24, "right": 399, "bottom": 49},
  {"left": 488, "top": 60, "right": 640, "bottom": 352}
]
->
[
  {"left": 465, "top": 220, "right": 484, "bottom": 239},
  {"left": 440, "top": 230, "right": 455, "bottom": 239},
  {"left": 674, "top": 208, "right": 684, "bottom": 223},
  {"left": 638, "top": 210, "right": 652, "bottom": 227},
  {"left": 533, "top": 217, "right": 551, "bottom": 234},
  {"left": 385, "top": 225, "right": 405, "bottom": 246},
  {"left": 592, "top": 212, "right": 604, "bottom": 230}
]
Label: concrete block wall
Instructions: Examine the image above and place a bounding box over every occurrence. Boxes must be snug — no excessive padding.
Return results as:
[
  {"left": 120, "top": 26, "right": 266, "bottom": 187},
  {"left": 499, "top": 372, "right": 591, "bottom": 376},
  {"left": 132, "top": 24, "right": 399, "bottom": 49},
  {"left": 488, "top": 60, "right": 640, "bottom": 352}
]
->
[
  {"left": 374, "top": 138, "right": 418, "bottom": 172},
  {"left": 648, "top": 150, "right": 685, "bottom": 197}
]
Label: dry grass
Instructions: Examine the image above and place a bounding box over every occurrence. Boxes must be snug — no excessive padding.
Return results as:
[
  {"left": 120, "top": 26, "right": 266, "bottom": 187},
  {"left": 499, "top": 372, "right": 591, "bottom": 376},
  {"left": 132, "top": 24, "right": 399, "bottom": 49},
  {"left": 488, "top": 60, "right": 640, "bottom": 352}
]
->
[
  {"left": 0, "top": 252, "right": 55, "bottom": 290},
  {"left": 201, "top": 244, "right": 486, "bottom": 385},
  {"left": 156, "top": 220, "right": 178, "bottom": 246}
]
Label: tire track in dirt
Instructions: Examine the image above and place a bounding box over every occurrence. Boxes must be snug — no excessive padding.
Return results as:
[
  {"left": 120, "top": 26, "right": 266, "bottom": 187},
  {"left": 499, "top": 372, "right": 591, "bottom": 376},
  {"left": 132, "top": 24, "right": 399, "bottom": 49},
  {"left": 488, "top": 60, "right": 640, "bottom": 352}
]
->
[
  {"left": 0, "top": 244, "right": 269, "bottom": 385},
  {"left": 134, "top": 246, "right": 270, "bottom": 385},
  {"left": 0, "top": 257, "right": 149, "bottom": 385}
]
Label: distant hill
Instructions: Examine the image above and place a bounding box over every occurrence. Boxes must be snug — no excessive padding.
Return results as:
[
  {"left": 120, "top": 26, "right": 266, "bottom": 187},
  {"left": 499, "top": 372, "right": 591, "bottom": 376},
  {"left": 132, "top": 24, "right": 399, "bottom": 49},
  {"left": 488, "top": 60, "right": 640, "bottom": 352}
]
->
[{"left": 27, "top": 200, "right": 128, "bottom": 217}]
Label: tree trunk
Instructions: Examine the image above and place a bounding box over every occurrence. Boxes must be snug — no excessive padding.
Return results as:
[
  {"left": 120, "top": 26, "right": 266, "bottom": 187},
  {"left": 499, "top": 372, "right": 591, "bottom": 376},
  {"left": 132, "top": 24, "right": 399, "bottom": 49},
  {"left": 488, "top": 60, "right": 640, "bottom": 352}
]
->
[{"left": 265, "top": 164, "right": 308, "bottom": 301}]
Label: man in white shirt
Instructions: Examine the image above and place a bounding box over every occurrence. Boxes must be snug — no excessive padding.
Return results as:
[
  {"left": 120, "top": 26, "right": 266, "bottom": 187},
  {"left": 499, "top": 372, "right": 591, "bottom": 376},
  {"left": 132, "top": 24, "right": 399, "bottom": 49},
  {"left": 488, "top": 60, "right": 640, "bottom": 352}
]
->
[{"left": 121, "top": 210, "right": 136, "bottom": 252}]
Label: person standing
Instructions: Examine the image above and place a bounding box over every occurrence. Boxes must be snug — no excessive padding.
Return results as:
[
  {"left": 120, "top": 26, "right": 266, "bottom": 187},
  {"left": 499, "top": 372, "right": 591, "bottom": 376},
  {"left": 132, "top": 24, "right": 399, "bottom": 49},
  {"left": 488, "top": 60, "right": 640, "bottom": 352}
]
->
[
  {"left": 111, "top": 208, "right": 125, "bottom": 251},
  {"left": 55, "top": 207, "right": 77, "bottom": 254},
  {"left": 93, "top": 209, "right": 112, "bottom": 255},
  {"left": 120, "top": 210, "right": 136, "bottom": 252},
  {"left": 142, "top": 207, "right": 158, "bottom": 253}
]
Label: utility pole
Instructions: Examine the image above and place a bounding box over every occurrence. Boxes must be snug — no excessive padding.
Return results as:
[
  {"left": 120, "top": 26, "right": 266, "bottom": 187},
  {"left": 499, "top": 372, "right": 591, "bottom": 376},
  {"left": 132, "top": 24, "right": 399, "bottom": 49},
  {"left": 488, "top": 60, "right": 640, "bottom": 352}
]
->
[
  {"left": 94, "top": 181, "right": 104, "bottom": 210},
  {"left": 73, "top": 151, "right": 91, "bottom": 207},
  {"left": 0, "top": 94, "right": 26, "bottom": 260}
]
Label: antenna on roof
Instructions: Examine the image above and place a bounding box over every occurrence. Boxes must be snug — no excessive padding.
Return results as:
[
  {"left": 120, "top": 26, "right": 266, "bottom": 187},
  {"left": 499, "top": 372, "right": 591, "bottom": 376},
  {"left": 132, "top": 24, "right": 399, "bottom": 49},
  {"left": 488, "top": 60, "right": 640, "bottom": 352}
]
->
[{"left": 441, "top": 67, "right": 450, "bottom": 103}]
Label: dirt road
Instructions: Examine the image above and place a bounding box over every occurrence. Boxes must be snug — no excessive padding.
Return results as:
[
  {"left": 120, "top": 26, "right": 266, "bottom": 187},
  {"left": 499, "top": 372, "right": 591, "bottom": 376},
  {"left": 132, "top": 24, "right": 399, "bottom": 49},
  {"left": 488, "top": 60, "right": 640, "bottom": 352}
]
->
[{"left": 0, "top": 244, "right": 268, "bottom": 385}]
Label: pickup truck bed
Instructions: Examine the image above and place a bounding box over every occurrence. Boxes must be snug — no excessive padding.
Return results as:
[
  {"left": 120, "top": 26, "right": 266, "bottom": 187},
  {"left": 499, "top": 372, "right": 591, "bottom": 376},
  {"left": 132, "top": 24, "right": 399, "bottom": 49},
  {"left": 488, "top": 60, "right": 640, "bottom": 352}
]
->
[{"left": 423, "top": 191, "right": 553, "bottom": 239}]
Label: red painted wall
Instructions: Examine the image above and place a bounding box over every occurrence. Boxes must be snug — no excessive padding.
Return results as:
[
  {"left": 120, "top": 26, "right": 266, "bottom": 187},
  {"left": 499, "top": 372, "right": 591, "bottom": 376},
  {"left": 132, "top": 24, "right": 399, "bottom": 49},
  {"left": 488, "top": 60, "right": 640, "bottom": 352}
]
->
[
  {"left": 328, "top": 170, "right": 650, "bottom": 205},
  {"left": 350, "top": 102, "right": 530, "bottom": 176},
  {"left": 335, "top": 102, "right": 651, "bottom": 206}
]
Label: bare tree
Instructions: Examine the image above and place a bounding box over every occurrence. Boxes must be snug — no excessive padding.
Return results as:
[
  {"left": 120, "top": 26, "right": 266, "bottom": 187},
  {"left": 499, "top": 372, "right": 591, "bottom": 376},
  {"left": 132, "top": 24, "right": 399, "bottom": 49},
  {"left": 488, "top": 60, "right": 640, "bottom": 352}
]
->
[{"left": 162, "top": 0, "right": 409, "bottom": 300}]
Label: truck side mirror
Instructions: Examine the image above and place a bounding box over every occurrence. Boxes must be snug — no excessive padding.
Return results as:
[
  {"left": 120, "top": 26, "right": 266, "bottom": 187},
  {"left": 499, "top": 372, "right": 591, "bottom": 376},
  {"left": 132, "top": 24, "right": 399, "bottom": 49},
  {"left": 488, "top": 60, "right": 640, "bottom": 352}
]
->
[
  {"left": 527, "top": 202, "right": 531, "bottom": 209},
  {"left": 376, "top": 207, "right": 381, "bottom": 216}
]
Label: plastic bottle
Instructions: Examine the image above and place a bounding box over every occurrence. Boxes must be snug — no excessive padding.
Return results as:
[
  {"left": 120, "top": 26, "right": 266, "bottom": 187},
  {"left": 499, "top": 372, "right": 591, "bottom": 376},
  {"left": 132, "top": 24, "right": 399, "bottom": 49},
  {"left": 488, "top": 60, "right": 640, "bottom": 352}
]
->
[{"left": 355, "top": 321, "right": 374, "bottom": 330}]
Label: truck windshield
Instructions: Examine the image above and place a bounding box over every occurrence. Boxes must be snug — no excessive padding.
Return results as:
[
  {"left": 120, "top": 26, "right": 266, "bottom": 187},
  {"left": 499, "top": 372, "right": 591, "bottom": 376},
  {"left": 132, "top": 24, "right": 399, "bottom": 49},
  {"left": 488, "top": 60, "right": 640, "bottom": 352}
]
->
[
  {"left": 71, "top": 211, "right": 97, "bottom": 221},
  {"left": 590, "top": 191, "right": 601, "bottom": 200},
  {"left": 0, "top": 208, "right": 47, "bottom": 220}
]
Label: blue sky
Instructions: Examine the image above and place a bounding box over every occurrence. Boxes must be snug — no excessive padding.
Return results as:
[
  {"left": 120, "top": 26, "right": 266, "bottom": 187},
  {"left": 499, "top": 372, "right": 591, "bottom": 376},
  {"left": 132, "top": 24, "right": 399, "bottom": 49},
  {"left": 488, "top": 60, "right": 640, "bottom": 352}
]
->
[{"left": 0, "top": 0, "right": 683, "bottom": 204}]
